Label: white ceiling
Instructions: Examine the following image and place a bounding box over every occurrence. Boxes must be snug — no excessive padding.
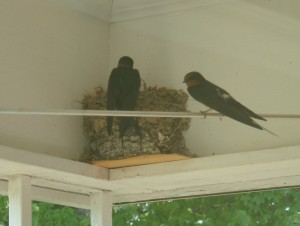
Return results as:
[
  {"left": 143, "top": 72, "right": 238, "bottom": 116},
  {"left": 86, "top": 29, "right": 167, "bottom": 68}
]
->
[{"left": 48, "top": 0, "right": 300, "bottom": 23}]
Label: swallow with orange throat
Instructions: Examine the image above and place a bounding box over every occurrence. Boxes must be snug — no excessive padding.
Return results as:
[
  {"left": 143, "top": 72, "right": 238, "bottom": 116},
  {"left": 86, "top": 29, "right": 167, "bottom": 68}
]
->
[{"left": 183, "top": 71, "right": 276, "bottom": 135}]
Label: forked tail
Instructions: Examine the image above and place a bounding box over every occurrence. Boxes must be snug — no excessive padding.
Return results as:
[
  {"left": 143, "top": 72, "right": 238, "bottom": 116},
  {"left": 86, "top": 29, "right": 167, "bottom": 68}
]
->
[{"left": 262, "top": 126, "right": 278, "bottom": 136}]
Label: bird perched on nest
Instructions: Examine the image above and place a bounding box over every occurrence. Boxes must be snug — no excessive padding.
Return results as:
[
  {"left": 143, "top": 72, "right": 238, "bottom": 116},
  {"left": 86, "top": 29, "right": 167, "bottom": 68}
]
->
[
  {"left": 106, "top": 56, "right": 142, "bottom": 148},
  {"left": 183, "top": 71, "right": 276, "bottom": 135}
]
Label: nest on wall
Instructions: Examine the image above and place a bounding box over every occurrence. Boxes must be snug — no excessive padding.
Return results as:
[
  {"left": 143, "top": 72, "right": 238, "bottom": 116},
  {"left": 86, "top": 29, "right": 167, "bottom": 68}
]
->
[{"left": 81, "top": 85, "right": 192, "bottom": 161}]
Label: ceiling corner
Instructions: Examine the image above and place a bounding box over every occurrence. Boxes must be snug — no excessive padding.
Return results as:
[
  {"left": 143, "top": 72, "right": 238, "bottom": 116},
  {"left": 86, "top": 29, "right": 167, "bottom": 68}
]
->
[
  {"left": 111, "top": 0, "right": 226, "bottom": 23},
  {"left": 48, "top": 0, "right": 113, "bottom": 22}
]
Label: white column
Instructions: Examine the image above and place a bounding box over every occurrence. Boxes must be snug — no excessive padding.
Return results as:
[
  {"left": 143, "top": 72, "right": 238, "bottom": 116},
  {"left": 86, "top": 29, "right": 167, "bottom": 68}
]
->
[
  {"left": 90, "top": 191, "right": 112, "bottom": 226},
  {"left": 8, "top": 175, "right": 32, "bottom": 226}
]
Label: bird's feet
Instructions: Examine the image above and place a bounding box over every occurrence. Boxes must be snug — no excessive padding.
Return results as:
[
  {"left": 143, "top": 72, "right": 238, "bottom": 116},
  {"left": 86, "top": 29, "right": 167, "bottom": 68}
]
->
[{"left": 200, "top": 109, "right": 212, "bottom": 118}]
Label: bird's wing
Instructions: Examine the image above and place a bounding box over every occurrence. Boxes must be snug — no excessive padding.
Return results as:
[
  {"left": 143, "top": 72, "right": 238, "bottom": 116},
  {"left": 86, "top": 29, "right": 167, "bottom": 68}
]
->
[
  {"left": 211, "top": 85, "right": 265, "bottom": 129},
  {"left": 216, "top": 87, "right": 266, "bottom": 121},
  {"left": 107, "top": 68, "right": 121, "bottom": 110},
  {"left": 106, "top": 68, "right": 121, "bottom": 135},
  {"left": 213, "top": 98, "right": 264, "bottom": 130},
  {"left": 121, "top": 69, "right": 141, "bottom": 110},
  {"left": 118, "top": 69, "right": 141, "bottom": 138},
  {"left": 188, "top": 83, "right": 264, "bottom": 130}
]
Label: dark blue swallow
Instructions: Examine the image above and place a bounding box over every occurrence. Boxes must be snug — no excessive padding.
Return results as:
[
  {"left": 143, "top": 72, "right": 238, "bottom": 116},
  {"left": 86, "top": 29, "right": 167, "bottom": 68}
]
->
[
  {"left": 107, "top": 56, "right": 142, "bottom": 148},
  {"left": 184, "top": 71, "right": 276, "bottom": 135}
]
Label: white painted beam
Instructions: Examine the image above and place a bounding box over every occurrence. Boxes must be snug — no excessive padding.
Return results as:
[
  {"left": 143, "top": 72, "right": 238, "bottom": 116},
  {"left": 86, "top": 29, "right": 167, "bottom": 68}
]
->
[
  {"left": 113, "top": 175, "right": 300, "bottom": 203},
  {"left": 1, "top": 179, "right": 90, "bottom": 209},
  {"left": 32, "top": 186, "right": 90, "bottom": 209},
  {"left": 91, "top": 191, "right": 112, "bottom": 226},
  {"left": 110, "top": 145, "right": 300, "bottom": 180},
  {"left": 1, "top": 144, "right": 300, "bottom": 206},
  {"left": 109, "top": 145, "right": 300, "bottom": 203},
  {"left": 8, "top": 176, "right": 32, "bottom": 226},
  {"left": 0, "top": 145, "right": 110, "bottom": 191}
]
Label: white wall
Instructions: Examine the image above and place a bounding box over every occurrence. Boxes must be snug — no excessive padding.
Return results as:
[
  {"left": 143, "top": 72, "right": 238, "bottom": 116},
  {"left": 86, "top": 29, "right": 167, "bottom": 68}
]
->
[
  {"left": 0, "top": 0, "right": 110, "bottom": 159},
  {"left": 109, "top": 1, "right": 300, "bottom": 156},
  {"left": 1, "top": 0, "right": 299, "bottom": 159}
]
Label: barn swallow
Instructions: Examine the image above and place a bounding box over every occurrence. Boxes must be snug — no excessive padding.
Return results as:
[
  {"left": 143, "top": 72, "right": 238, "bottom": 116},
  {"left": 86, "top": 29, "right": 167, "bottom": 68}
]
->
[
  {"left": 183, "top": 71, "right": 276, "bottom": 135},
  {"left": 106, "top": 56, "right": 142, "bottom": 149}
]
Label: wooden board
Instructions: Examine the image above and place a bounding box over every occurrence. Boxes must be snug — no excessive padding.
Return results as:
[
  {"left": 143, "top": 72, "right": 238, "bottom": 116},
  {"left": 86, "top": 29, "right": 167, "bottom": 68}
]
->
[
  {"left": 2, "top": 144, "right": 300, "bottom": 205},
  {"left": 92, "top": 154, "right": 190, "bottom": 169}
]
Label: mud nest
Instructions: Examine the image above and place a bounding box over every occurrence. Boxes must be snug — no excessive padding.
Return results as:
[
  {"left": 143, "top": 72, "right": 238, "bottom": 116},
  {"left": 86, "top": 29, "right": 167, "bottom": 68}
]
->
[{"left": 81, "top": 85, "right": 192, "bottom": 161}]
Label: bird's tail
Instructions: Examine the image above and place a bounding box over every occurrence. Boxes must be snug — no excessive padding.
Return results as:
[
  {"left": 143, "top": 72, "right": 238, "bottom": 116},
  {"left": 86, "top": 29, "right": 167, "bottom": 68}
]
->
[
  {"left": 119, "top": 117, "right": 143, "bottom": 155},
  {"left": 107, "top": 117, "right": 113, "bottom": 135},
  {"left": 119, "top": 117, "right": 131, "bottom": 139},
  {"left": 262, "top": 126, "right": 278, "bottom": 136},
  {"left": 119, "top": 117, "right": 143, "bottom": 137},
  {"left": 236, "top": 116, "right": 278, "bottom": 136},
  {"left": 251, "top": 119, "right": 278, "bottom": 136},
  {"left": 119, "top": 117, "right": 142, "bottom": 139}
]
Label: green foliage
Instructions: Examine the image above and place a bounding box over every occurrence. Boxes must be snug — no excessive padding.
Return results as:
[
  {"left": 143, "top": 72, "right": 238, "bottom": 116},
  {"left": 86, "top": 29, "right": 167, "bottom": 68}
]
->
[
  {"left": 0, "top": 196, "right": 90, "bottom": 226},
  {"left": 0, "top": 196, "right": 8, "bottom": 225},
  {"left": 113, "top": 188, "right": 300, "bottom": 226},
  {"left": 1, "top": 188, "right": 300, "bottom": 226},
  {"left": 32, "top": 202, "right": 90, "bottom": 226}
]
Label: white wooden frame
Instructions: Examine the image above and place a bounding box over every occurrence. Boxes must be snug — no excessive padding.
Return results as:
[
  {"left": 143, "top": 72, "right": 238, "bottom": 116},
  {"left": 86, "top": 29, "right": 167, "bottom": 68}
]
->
[
  {"left": 8, "top": 176, "right": 31, "bottom": 226},
  {"left": 1, "top": 144, "right": 300, "bottom": 225}
]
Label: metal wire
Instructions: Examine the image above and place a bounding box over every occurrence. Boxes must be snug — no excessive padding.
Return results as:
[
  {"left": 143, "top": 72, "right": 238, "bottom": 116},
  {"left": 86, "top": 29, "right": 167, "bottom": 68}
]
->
[{"left": 0, "top": 109, "right": 299, "bottom": 119}]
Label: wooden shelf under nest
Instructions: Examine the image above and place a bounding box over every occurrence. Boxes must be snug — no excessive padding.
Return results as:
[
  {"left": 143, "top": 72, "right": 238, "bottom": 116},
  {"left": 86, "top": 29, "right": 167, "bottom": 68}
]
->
[{"left": 92, "top": 153, "right": 190, "bottom": 169}]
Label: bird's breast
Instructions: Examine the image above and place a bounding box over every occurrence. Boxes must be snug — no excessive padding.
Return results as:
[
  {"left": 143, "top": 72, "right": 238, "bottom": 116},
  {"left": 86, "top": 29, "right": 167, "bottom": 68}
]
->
[{"left": 185, "top": 80, "right": 202, "bottom": 88}]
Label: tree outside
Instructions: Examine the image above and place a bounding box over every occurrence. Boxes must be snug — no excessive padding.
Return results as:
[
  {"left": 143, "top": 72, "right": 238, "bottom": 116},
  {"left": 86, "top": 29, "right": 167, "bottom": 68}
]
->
[
  {"left": 0, "top": 197, "right": 90, "bottom": 226},
  {"left": 113, "top": 188, "right": 300, "bottom": 226},
  {"left": 1, "top": 187, "right": 300, "bottom": 225}
]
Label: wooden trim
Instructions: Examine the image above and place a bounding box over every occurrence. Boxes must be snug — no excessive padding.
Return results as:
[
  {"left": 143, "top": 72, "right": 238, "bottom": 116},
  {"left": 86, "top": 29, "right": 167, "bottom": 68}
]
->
[
  {"left": 1, "top": 179, "right": 90, "bottom": 209},
  {"left": 93, "top": 154, "right": 190, "bottom": 169},
  {"left": 1, "top": 144, "right": 300, "bottom": 205},
  {"left": 8, "top": 176, "right": 32, "bottom": 226},
  {"left": 91, "top": 191, "right": 112, "bottom": 226}
]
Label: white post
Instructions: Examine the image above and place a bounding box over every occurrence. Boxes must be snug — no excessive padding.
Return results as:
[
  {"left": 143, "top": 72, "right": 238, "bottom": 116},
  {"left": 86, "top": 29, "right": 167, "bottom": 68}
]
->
[
  {"left": 8, "top": 175, "right": 32, "bottom": 226},
  {"left": 90, "top": 191, "right": 112, "bottom": 226}
]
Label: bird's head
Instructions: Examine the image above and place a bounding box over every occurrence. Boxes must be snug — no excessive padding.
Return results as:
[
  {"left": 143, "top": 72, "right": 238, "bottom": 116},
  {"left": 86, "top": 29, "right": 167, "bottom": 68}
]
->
[
  {"left": 183, "top": 71, "right": 206, "bottom": 84},
  {"left": 118, "top": 56, "right": 134, "bottom": 68}
]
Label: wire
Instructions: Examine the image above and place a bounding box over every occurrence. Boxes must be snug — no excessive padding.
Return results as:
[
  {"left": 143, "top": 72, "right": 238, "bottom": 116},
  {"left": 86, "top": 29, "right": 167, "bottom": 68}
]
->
[{"left": 0, "top": 109, "right": 299, "bottom": 119}]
